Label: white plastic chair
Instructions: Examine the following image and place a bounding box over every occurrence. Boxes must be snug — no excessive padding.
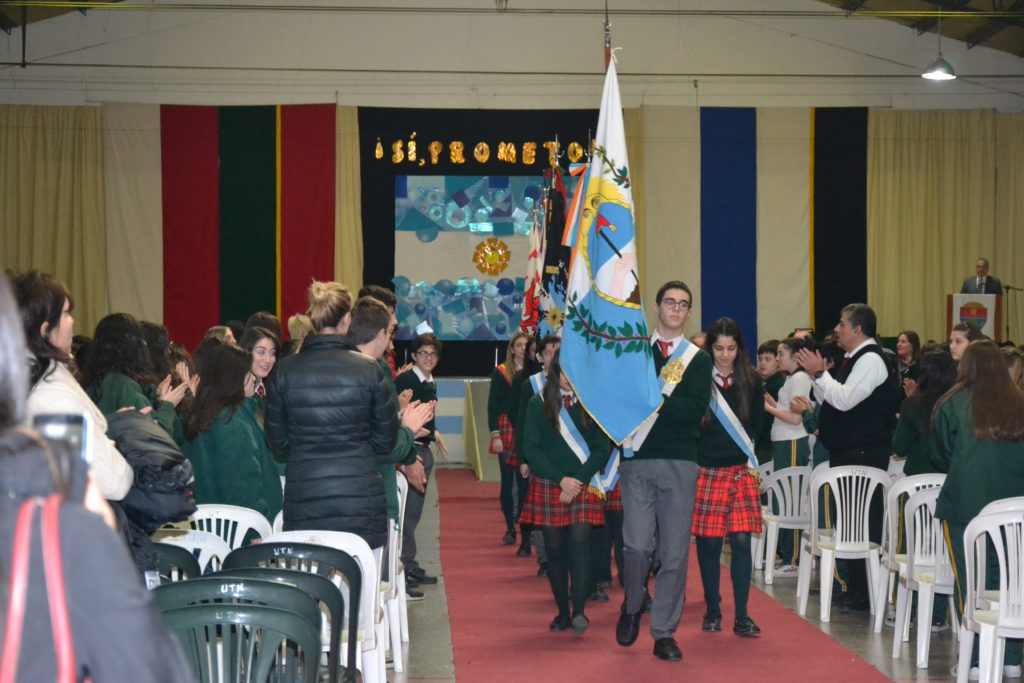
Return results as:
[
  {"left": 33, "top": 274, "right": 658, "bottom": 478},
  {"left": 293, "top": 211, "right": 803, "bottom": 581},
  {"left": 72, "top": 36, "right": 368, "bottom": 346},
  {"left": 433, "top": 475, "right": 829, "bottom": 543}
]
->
[
  {"left": 379, "top": 471, "right": 405, "bottom": 673},
  {"left": 795, "top": 462, "right": 831, "bottom": 609},
  {"left": 752, "top": 460, "right": 775, "bottom": 571},
  {"left": 761, "top": 466, "right": 812, "bottom": 584},
  {"left": 186, "top": 504, "right": 273, "bottom": 549},
  {"left": 874, "top": 473, "right": 947, "bottom": 632},
  {"left": 973, "top": 497, "right": 1024, "bottom": 614},
  {"left": 887, "top": 456, "right": 907, "bottom": 481},
  {"left": 890, "top": 487, "right": 956, "bottom": 668},
  {"left": 797, "top": 465, "right": 889, "bottom": 622},
  {"left": 272, "top": 510, "right": 284, "bottom": 533},
  {"left": 956, "top": 507, "right": 1024, "bottom": 683},
  {"left": 395, "top": 472, "right": 411, "bottom": 643},
  {"left": 266, "top": 530, "right": 386, "bottom": 683},
  {"left": 152, "top": 528, "right": 232, "bottom": 574}
]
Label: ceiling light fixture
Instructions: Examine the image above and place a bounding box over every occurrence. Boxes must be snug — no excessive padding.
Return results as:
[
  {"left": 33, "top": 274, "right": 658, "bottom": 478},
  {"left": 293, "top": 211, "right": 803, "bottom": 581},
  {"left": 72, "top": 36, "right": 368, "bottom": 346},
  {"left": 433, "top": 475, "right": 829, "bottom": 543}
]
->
[{"left": 922, "top": 16, "right": 956, "bottom": 81}]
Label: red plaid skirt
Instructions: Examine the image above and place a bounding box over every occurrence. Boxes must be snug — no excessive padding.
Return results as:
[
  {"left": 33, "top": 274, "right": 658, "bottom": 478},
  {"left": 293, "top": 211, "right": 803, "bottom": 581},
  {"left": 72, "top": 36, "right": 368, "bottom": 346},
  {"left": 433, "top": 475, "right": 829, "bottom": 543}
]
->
[
  {"left": 489, "top": 414, "right": 518, "bottom": 466},
  {"left": 692, "top": 464, "right": 762, "bottom": 537},
  {"left": 604, "top": 484, "right": 623, "bottom": 511},
  {"left": 518, "top": 477, "right": 605, "bottom": 527}
]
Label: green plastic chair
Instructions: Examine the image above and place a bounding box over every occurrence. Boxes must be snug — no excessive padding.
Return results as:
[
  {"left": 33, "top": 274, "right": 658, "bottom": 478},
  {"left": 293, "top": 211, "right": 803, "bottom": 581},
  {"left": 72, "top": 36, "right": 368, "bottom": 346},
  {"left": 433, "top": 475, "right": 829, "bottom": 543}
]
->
[
  {"left": 223, "top": 542, "right": 361, "bottom": 683},
  {"left": 154, "top": 541, "right": 203, "bottom": 582},
  {"left": 208, "top": 568, "right": 343, "bottom": 683},
  {"left": 153, "top": 577, "right": 322, "bottom": 638},
  {"left": 162, "top": 603, "right": 321, "bottom": 683}
]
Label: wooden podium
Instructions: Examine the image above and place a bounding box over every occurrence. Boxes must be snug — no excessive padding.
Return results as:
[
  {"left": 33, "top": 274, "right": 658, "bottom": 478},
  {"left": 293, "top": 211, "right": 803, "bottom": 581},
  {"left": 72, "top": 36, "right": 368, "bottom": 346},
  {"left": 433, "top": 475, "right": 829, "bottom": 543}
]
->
[{"left": 946, "top": 293, "right": 1002, "bottom": 341}]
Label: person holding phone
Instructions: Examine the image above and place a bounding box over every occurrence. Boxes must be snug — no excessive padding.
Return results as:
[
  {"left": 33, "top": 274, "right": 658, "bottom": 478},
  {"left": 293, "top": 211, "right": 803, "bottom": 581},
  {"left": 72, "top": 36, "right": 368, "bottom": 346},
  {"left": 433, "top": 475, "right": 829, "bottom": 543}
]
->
[{"left": 12, "top": 271, "right": 133, "bottom": 501}]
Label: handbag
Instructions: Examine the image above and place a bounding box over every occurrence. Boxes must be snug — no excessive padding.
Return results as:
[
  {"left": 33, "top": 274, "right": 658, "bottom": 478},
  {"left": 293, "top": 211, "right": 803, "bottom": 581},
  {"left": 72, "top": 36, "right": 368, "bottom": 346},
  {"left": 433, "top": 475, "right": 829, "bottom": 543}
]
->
[{"left": 0, "top": 494, "right": 79, "bottom": 683}]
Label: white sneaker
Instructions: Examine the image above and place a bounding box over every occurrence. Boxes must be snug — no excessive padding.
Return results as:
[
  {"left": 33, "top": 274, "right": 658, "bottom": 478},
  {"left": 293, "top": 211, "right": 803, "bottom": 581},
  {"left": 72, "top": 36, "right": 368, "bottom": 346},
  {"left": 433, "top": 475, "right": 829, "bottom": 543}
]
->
[
  {"left": 884, "top": 610, "right": 897, "bottom": 628},
  {"left": 931, "top": 619, "right": 950, "bottom": 633},
  {"left": 774, "top": 564, "right": 800, "bottom": 578},
  {"left": 1005, "top": 664, "right": 1022, "bottom": 678},
  {"left": 951, "top": 664, "right": 980, "bottom": 681}
]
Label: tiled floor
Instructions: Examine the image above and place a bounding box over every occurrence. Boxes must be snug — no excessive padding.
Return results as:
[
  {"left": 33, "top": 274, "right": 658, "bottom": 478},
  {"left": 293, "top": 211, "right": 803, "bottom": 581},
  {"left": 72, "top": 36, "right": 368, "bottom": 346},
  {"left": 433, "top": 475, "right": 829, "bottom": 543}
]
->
[{"left": 392, "top": 473, "right": 972, "bottom": 682}]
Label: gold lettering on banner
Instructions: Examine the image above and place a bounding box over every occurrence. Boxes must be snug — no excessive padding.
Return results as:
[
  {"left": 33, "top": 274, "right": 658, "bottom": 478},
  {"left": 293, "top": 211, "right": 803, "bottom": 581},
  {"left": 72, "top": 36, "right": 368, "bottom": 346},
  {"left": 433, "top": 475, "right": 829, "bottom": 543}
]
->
[
  {"left": 542, "top": 141, "right": 559, "bottom": 166},
  {"left": 522, "top": 141, "right": 536, "bottom": 165},
  {"left": 428, "top": 141, "right": 443, "bottom": 165},
  {"left": 473, "top": 142, "right": 490, "bottom": 163},
  {"left": 567, "top": 141, "right": 584, "bottom": 163},
  {"left": 391, "top": 140, "right": 404, "bottom": 163},
  {"left": 497, "top": 141, "right": 517, "bottom": 163},
  {"left": 407, "top": 132, "right": 417, "bottom": 163},
  {"left": 450, "top": 141, "right": 466, "bottom": 164},
  {"left": 375, "top": 137, "right": 384, "bottom": 159}
]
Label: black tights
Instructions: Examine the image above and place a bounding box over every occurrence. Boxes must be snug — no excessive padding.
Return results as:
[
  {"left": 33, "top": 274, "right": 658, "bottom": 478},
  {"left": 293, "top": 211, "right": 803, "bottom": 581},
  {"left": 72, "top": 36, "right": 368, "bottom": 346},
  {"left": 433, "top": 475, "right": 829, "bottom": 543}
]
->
[
  {"left": 542, "top": 523, "right": 592, "bottom": 618},
  {"left": 696, "top": 533, "right": 753, "bottom": 618}
]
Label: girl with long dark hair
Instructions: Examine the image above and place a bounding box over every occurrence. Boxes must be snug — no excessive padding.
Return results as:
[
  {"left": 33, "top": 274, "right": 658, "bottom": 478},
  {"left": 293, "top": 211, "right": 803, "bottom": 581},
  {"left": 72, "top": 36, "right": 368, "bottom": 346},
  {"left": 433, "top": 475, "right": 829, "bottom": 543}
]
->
[
  {"left": 80, "top": 313, "right": 189, "bottom": 436},
  {"left": 487, "top": 330, "right": 530, "bottom": 550},
  {"left": 518, "top": 352, "right": 610, "bottom": 635},
  {"left": 892, "top": 349, "right": 957, "bottom": 476},
  {"left": 181, "top": 343, "right": 282, "bottom": 520},
  {"left": 694, "top": 317, "right": 764, "bottom": 637},
  {"left": 933, "top": 340, "right": 1024, "bottom": 678}
]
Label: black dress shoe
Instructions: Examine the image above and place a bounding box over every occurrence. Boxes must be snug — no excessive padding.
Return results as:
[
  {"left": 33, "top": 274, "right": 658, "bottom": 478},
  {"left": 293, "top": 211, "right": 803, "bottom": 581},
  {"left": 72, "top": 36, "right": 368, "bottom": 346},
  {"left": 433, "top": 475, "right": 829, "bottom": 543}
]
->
[
  {"left": 838, "top": 593, "right": 870, "bottom": 613},
  {"left": 733, "top": 616, "right": 761, "bottom": 636},
  {"left": 615, "top": 610, "right": 641, "bottom": 647},
  {"left": 652, "top": 637, "right": 682, "bottom": 661},
  {"left": 571, "top": 613, "right": 590, "bottom": 635},
  {"left": 589, "top": 587, "right": 609, "bottom": 603},
  {"left": 537, "top": 563, "right": 548, "bottom": 577},
  {"left": 702, "top": 612, "right": 722, "bottom": 632},
  {"left": 549, "top": 614, "right": 572, "bottom": 632},
  {"left": 516, "top": 544, "right": 531, "bottom": 557},
  {"left": 503, "top": 529, "right": 516, "bottom": 545}
]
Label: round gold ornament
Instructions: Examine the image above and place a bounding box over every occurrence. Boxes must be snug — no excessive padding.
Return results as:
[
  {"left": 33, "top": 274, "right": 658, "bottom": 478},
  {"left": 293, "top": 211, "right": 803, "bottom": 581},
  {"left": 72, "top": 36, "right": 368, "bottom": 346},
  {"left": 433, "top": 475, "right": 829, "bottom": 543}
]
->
[{"left": 473, "top": 238, "right": 511, "bottom": 276}]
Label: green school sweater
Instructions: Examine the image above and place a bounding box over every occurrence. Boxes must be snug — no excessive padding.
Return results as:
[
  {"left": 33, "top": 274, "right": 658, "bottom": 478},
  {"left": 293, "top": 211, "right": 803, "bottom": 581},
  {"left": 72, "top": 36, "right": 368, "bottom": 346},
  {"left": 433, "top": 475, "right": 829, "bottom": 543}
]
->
[
  {"left": 378, "top": 358, "right": 417, "bottom": 520},
  {"left": 522, "top": 395, "right": 610, "bottom": 483},
  {"left": 932, "top": 390, "right": 1024, "bottom": 524},
  {"left": 633, "top": 345, "right": 713, "bottom": 462},
  {"left": 697, "top": 377, "right": 764, "bottom": 468},
  {"left": 90, "top": 372, "right": 179, "bottom": 437},
  {"left": 891, "top": 396, "right": 942, "bottom": 476},
  {"left": 181, "top": 401, "right": 283, "bottom": 521},
  {"left": 393, "top": 369, "right": 436, "bottom": 443},
  {"left": 487, "top": 365, "right": 520, "bottom": 432}
]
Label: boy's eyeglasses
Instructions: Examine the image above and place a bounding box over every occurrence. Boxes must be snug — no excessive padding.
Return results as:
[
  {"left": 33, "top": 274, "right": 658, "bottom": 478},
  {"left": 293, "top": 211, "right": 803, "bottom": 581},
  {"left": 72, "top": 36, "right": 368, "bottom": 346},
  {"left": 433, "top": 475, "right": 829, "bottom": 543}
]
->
[
  {"left": 660, "top": 298, "right": 691, "bottom": 310},
  {"left": 415, "top": 351, "right": 439, "bottom": 359}
]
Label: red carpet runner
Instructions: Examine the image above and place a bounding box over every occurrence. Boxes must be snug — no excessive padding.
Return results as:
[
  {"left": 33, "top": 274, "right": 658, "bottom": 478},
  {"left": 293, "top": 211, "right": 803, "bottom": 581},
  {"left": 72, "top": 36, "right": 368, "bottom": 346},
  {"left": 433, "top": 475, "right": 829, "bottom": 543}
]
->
[{"left": 436, "top": 468, "right": 890, "bottom": 683}]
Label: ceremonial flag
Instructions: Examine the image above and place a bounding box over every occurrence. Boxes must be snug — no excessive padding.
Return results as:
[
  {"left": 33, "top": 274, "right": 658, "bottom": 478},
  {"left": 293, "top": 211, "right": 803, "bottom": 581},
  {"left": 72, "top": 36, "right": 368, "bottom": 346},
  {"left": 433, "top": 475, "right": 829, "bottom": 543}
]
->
[
  {"left": 519, "top": 189, "right": 545, "bottom": 334},
  {"left": 560, "top": 60, "right": 662, "bottom": 445}
]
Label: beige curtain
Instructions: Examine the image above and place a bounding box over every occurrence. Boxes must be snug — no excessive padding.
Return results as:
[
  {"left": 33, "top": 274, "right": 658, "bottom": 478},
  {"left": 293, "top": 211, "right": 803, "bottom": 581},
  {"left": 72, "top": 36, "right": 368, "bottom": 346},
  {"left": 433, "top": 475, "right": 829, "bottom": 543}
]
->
[
  {"left": 867, "top": 110, "right": 998, "bottom": 342},
  {"left": 335, "top": 106, "right": 364, "bottom": 293},
  {"left": 0, "top": 106, "right": 107, "bottom": 332},
  {"left": 624, "top": 107, "right": 645, "bottom": 296},
  {"left": 995, "top": 114, "right": 1024, "bottom": 346}
]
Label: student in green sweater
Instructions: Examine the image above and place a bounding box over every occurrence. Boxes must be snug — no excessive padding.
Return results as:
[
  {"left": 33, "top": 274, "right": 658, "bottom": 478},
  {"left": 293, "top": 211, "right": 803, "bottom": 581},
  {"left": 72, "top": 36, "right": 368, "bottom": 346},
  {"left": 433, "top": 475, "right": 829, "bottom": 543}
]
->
[
  {"left": 892, "top": 350, "right": 956, "bottom": 477},
  {"left": 180, "top": 343, "right": 282, "bottom": 522},
  {"left": 518, "top": 353, "right": 610, "bottom": 636},
  {"left": 755, "top": 339, "right": 784, "bottom": 465},
  {"left": 932, "top": 340, "right": 1024, "bottom": 679},
  {"left": 694, "top": 317, "right": 764, "bottom": 637},
  {"left": 488, "top": 330, "right": 530, "bottom": 549},
  {"left": 81, "top": 313, "right": 190, "bottom": 437}
]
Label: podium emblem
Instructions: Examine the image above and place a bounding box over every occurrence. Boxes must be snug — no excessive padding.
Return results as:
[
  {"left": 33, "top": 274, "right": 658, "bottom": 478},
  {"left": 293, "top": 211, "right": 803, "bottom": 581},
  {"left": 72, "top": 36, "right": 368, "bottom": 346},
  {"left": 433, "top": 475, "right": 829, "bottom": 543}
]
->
[{"left": 959, "top": 301, "right": 988, "bottom": 329}]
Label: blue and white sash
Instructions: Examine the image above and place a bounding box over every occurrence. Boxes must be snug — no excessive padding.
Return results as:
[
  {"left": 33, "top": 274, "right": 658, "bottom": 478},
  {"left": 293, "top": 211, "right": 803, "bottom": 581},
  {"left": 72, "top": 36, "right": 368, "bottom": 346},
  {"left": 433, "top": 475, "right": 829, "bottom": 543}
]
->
[
  {"left": 558, "top": 403, "right": 613, "bottom": 497},
  {"left": 623, "top": 338, "right": 701, "bottom": 457},
  {"left": 529, "top": 370, "right": 545, "bottom": 395},
  {"left": 709, "top": 384, "right": 759, "bottom": 474}
]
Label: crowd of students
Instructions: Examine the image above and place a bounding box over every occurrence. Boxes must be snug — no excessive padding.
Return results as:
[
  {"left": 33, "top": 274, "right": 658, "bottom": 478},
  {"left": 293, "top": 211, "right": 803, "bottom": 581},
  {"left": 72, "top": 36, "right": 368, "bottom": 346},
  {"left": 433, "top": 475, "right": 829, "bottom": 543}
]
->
[{"left": 488, "top": 279, "right": 1024, "bottom": 672}]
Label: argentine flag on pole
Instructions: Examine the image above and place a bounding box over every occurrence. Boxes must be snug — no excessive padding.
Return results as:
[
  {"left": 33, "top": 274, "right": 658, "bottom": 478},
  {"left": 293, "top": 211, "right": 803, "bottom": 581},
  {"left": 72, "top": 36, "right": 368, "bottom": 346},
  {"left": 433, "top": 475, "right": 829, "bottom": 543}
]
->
[{"left": 560, "top": 58, "right": 662, "bottom": 448}]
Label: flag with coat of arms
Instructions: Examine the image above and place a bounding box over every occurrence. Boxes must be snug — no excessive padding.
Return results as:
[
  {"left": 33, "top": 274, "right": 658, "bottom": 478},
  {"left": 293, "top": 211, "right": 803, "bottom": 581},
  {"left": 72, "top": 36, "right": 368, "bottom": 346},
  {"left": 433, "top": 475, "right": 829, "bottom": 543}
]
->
[{"left": 560, "top": 58, "right": 663, "bottom": 480}]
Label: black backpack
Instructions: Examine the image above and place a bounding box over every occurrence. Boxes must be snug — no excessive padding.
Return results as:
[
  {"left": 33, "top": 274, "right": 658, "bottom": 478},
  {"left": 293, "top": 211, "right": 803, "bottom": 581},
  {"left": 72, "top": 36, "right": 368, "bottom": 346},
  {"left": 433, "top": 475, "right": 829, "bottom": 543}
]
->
[{"left": 105, "top": 411, "right": 196, "bottom": 534}]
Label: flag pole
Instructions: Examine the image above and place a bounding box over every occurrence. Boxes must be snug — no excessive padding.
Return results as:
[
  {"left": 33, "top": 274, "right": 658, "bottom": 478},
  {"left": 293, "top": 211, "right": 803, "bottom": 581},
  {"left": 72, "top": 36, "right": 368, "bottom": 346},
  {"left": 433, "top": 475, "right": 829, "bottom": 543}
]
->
[{"left": 604, "top": 0, "right": 612, "bottom": 71}]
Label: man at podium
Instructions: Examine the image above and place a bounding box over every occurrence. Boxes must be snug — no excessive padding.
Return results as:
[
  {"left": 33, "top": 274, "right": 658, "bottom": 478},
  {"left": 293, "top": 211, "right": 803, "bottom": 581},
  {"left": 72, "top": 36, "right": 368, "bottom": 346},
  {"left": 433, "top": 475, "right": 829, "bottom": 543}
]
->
[{"left": 960, "top": 257, "right": 1003, "bottom": 295}]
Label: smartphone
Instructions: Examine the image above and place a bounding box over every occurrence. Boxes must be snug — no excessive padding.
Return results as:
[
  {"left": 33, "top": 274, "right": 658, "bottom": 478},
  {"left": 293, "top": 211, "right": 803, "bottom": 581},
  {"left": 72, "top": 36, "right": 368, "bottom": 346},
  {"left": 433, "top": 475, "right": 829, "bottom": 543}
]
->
[{"left": 32, "top": 413, "right": 92, "bottom": 465}]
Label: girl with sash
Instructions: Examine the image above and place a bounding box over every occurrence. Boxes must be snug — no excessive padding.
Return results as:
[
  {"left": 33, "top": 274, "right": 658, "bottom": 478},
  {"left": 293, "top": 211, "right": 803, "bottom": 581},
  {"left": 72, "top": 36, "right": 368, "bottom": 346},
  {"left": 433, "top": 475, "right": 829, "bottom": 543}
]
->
[
  {"left": 762, "top": 336, "right": 816, "bottom": 575},
  {"left": 694, "top": 317, "right": 764, "bottom": 637},
  {"left": 488, "top": 331, "right": 530, "bottom": 549},
  {"left": 519, "top": 352, "right": 610, "bottom": 635}
]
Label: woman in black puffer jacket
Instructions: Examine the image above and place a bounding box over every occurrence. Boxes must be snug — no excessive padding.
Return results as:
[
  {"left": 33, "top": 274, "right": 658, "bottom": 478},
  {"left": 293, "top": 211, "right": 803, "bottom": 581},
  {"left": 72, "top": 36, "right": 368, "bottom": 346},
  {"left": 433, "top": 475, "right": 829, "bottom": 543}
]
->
[{"left": 265, "top": 281, "right": 399, "bottom": 549}]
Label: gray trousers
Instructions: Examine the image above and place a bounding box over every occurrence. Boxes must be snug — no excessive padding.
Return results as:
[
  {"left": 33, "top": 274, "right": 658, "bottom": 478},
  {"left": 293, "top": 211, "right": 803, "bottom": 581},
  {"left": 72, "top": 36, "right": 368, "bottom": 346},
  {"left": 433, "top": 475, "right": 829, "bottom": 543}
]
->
[
  {"left": 401, "top": 443, "right": 434, "bottom": 572},
  {"left": 621, "top": 458, "right": 700, "bottom": 640}
]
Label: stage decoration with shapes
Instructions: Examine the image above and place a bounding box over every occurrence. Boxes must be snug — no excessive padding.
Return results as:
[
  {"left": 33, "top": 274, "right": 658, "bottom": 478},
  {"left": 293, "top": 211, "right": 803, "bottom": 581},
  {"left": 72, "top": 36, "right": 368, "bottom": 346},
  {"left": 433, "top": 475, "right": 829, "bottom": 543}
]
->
[{"left": 473, "top": 238, "right": 511, "bottom": 276}]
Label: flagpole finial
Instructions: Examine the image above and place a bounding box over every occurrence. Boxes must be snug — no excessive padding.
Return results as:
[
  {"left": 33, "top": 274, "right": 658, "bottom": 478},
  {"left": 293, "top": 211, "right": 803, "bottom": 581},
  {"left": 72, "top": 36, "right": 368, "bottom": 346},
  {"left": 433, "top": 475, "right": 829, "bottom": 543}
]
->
[{"left": 604, "top": 0, "right": 612, "bottom": 69}]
